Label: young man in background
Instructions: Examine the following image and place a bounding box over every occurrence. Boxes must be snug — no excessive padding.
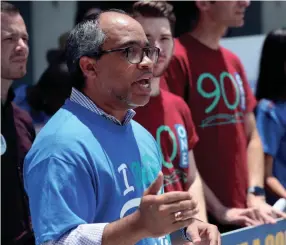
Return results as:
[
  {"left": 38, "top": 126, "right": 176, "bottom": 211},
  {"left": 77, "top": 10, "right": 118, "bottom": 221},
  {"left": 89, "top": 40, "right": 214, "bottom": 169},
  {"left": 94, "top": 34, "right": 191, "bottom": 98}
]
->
[
  {"left": 163, "top": 0, "right": 286, "bottom": 232},
  {"left": 132, "top": 2, "right": 221, "bottom": 244},
  {"left": 1, "top": 2, "right": 35, "bottom": 244}
]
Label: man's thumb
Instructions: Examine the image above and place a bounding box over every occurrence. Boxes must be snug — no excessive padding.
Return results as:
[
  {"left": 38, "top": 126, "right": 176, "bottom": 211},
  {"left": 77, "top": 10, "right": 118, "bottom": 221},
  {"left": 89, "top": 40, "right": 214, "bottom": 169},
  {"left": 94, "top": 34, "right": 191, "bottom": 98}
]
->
[
  {"left": 187, "top": 225, "right": 201, "bottom": 244},
  {"left": 144, "top": 171, "right": 164, "bottom": 196}
]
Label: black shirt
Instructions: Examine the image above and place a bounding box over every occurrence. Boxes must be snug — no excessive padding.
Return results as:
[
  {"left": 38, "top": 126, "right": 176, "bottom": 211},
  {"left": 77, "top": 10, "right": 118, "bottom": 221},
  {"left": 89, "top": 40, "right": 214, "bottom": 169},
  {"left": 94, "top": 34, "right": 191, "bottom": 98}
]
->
[{"left": 1, "top": 89, "right": 36, "bottom": 245}]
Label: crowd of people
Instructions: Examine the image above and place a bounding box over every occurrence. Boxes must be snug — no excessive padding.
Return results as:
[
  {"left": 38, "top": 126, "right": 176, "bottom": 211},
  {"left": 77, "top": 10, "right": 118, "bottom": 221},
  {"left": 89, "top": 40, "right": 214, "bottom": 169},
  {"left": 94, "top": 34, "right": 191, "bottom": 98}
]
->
[{"left": 1, "top": 1, "right": 286, "bottom": 245}]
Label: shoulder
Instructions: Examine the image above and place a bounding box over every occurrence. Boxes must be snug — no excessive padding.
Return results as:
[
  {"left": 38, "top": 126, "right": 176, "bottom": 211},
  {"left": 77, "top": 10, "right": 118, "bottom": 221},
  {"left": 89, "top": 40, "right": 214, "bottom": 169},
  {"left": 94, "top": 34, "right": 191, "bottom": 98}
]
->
[
  {"left": 131, "top": 120, "right": 155, "bottom": 141},
  {"left": 257, "top": 99, "right": 275, "bottom": 113},
  {"left": 12, "top": 102, "right": 33, "bottom": 125},
  {"left": 11, "top": 102, "right": 35, "bottom": 138},
  {"left": 256, "top": 99, "right": 281, "bottom": 124},
  {"left": 162, "top": 90, "right": 190, "bottom": 113},
  {"left": 221, "top": 46, "right": 244, "bottom": 68},
  {"left": 173, "top": 37, "right": 188, "bottom": 60},
  {"left": 25, "top": 114, "right": 99, "bottom": 176},
  {"left": 162, "top": 90, "right": 188, "bottom": 107}
]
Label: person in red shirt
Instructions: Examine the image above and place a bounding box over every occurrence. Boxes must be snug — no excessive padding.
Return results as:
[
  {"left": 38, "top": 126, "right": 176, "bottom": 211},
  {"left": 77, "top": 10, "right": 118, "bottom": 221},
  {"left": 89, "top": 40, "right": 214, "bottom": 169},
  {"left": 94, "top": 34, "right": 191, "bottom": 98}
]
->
[
  {"left": 132, "top": 2, "right": 222, "bottom": 244},
  {"left": 163, "top": 0, "right": 286, "bottom": 232}
]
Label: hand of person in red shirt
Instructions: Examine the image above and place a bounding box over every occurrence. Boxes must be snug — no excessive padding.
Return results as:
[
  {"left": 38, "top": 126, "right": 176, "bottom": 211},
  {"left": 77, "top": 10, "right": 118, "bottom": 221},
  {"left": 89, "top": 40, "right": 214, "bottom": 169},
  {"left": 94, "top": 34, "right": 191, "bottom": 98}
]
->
[
  {"left": 215, "top": 206, "right": 265, "bottom": 227},
  {"left": 185, "top": 218, "right": 221, "bottom": 245},
  {"left": 247, "top": 195, "right": 286, "bottom": 223}
]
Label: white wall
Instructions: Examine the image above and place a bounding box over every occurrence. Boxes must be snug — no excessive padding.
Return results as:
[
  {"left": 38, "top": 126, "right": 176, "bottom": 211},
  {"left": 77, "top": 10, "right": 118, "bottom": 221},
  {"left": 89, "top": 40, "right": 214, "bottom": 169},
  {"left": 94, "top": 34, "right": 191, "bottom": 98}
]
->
[
  {"left": 261, "top": 1, "right": 286, "bottom": 34},
  {"left": 32, "top": 1, "right": 77, "bottom": 84},
  {"left": 221, "top": 35, "right": 265, "bottom": 83}
]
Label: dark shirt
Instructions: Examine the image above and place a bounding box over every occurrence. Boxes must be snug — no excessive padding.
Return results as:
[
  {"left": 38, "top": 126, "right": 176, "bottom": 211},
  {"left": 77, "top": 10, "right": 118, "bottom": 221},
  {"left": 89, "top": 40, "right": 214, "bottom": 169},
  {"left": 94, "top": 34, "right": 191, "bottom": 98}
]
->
[{"left": 1, "top": 89, "right": 36, "bottom": 245}]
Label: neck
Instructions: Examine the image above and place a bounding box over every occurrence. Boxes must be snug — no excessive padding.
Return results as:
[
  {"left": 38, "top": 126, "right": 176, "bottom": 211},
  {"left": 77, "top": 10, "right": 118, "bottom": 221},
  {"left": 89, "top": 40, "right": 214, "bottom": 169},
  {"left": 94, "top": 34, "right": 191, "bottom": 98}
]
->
[
  {"left": 150, "top": 77, "right": 161, "bottom": 97},
  {"left": 1, "top": 78, "right": 13, "bottom": 105},
  {"left": 191, "top": 17, "right": 227, "bottom": 50},
  {"left": 83, "top": 87, "right": 128, "bottom": 123}
]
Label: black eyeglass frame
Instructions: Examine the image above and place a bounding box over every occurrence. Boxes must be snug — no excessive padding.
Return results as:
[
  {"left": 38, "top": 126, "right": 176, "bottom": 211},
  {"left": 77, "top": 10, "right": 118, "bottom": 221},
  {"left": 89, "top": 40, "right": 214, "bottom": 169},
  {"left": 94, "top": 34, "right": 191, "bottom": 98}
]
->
[{"left": 97, "top": 46, "right": 160, "bottom": 64}]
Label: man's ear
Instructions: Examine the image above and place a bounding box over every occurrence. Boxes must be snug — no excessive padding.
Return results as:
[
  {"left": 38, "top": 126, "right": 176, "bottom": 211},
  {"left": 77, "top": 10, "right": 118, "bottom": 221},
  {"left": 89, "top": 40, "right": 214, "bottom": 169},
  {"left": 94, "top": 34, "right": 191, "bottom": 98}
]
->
[{"left": 79, "top": 56, "right": 97, "bottom": 78}]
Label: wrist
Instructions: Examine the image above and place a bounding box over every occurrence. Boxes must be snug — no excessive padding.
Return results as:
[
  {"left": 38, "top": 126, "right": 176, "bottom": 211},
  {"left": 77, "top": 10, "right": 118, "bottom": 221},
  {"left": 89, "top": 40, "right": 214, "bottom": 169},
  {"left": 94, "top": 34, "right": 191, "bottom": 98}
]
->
[
  {"left": 103, "top": 210, "right": 147, "bottom": 245},
  {"left": 247, "top": 193, "right": 266, "bottom": 207},
  {"left": 129, "top": 210, "right": 149, "bottom": 239},
  {"left": 212, "top": 204, "right": 227, "bottom": 221}
]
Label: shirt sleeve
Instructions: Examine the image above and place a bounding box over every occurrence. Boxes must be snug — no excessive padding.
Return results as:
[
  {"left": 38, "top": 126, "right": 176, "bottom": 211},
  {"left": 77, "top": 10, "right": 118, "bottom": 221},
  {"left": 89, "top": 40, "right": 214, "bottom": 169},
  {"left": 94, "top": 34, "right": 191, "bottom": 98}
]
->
[
  {"left": 42, "top": 223, "right": 108, "bottom": 245},
  {"left": 236, "top": 58, "right": 257, "bottom": 113},
  {"left": 24, "top": 155, "right": 101, "bottom": 244},
  {"left": 256, "top": 100, "right": 285, "bottom": 157}
]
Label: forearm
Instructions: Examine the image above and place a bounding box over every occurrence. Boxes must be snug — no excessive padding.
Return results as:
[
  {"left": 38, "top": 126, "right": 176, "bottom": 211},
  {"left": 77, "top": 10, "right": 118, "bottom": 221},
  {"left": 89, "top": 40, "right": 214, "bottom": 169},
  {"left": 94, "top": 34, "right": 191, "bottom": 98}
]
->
[
  {"left": 43, "top": 211, "right": 146, "bottom": 245},
  {"left": 102, "top": 210, "right": 146, "bottom": 245},
  {"left": 266, "top": 177, "right": 286, "bottom": 199},
  {"left": 247, "top": 134, "right": 264, "bottom": 187},
  {"left": 188, "top": 173, "right": 207, "bottom": 222},
  {"left": 202, "top": 181, "right": 225, "bottom": 220}
]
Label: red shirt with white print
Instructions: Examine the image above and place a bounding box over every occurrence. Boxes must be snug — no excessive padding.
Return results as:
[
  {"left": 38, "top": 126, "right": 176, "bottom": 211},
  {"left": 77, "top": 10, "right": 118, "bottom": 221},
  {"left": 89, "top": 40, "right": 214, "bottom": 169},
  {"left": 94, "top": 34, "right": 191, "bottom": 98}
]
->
[
  {"left": 134, "top": 89, "right": 198, "bottom": 192},
  {"left": 163, "top": 34, "right": 257, "bottom": 208}
]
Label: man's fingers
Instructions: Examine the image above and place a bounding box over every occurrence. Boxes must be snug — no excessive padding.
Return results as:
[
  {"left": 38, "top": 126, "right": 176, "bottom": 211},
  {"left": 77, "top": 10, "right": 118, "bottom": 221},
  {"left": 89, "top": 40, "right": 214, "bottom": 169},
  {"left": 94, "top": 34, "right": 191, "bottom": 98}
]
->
[
  {"left": 162, "top": 199, "right": 198, "bottom": 213},
  {"left": 237, "top": 216, "right": 259, "bottom": 226},
  {"left": 157, "top": 191, "right": 193, "bottom": 204},
  {"left": 247, "top": 208, "right": 264, "bottom": 224},
  {"left": 209, "top": 232, "right": 220, "bottom": 245},
  {"left": 170, "top": 208, "right": 199, "bottom": 223},
  {"left": 217, "top": 230, "right": 222, "bottom": 245},
  {"left": 260, "top": 212, "right": 277, "bottom": 224},
  {"left": 186, "top": 223, "right": 201, "bottom": 244},
  {"left": 272, "top": 209, "right": 286, "bottom": 219}
]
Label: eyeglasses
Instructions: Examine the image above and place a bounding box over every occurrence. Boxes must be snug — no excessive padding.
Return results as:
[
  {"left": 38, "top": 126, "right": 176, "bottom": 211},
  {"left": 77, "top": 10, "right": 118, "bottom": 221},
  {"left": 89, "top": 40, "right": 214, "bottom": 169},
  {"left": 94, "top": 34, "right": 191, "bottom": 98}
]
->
[{"left": 98, "top": 45, "right": 160, "bottom": 64}]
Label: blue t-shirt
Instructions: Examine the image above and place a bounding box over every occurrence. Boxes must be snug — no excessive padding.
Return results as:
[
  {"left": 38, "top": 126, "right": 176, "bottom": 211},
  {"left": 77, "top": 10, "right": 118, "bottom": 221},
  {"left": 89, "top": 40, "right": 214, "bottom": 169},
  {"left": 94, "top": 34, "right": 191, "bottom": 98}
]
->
[
  {"left": 256, "top": 99, "right": 286, "bottom": 200},
  {"left": 24, "top": 99, "right": 171, "bottom": 245}
]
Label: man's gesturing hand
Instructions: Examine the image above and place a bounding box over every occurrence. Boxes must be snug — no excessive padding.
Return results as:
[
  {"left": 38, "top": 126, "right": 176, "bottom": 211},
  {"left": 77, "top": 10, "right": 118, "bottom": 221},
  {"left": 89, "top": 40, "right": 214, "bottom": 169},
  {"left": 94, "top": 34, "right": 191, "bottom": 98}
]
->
[{"left": 138, "top": 172, "right": 199, "bottom": 237}]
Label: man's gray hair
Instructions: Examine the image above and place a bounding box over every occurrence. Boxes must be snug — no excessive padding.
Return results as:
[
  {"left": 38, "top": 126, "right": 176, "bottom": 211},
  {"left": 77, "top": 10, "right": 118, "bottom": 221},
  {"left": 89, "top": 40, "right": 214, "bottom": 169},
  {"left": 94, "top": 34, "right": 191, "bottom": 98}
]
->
[
  {"left": 65, "top": 9, "right": 129, "bottom": 91},
  {"left": 65, "top": 13, "right": 106, "bottom": 90}
]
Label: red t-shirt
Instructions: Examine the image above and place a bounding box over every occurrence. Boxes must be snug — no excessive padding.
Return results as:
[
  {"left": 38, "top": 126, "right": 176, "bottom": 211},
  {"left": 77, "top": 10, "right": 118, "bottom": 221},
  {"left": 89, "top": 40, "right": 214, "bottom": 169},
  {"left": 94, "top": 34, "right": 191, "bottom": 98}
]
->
[
  {"left": 134, "top": 89, "right": 198, "bottom": 192},
  {"left": 163, "top": 34, "right": 257, "bottom": 208}
]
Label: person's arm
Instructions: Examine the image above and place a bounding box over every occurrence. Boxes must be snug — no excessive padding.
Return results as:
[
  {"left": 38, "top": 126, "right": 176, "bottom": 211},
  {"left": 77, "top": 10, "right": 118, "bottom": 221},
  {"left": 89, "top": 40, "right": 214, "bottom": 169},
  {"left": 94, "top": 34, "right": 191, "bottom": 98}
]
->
[
  {"left": 42, "top": 212, "right": 144, "bottom": 245},
  {"left": 202, "top": 180, "right": 263, "bottom": 227},
  {"left": 244, "top": 112, "right": 265, "bottom": 205},
  {"left": 245, "top": 111, "right": 286, "bottom": 221},
  {"left": 255, "top": 101, "right": 286, "bottom": 199},
  {"left": 186, "top": 150, "right": 207, "bottom": 222},
  {"left": 265, "top": 154, "right": 286, "bottom": 199}
]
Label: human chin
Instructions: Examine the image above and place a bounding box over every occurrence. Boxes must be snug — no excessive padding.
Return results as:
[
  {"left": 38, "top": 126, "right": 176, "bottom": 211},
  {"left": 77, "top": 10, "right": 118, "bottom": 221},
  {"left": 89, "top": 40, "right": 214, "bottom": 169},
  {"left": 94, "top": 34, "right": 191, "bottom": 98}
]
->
[
  {"left": 153, "top": 63, "right": 165, "bottom": 77},
  {"left": 128, "top": 93, "right": 151, "bottom": 108},
  {"left": 10, "top": 68, "right": 27, "bottom": 79}
]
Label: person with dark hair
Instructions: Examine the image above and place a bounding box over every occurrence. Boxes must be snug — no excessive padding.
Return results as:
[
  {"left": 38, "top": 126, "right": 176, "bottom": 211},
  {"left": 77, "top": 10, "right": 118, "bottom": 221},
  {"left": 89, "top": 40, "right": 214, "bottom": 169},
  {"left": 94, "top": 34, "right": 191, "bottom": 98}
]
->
[
  {"left": 255, "top": 28, "right": 286, "bottom": 205},
  {"left": 1, "top": 2, "right": 35, "bottom": 244},
  {"left": 14, "top": 63, "right": 72, "bottom": 133},
  {"left": 131, "top": 2, "right": 221, "bottom": 244},
  {"left": 162, "top": 0, "right": 286, "bottom": 232},
  {"left": 24, "top": 10, "right": 200, "bottom": 245}
]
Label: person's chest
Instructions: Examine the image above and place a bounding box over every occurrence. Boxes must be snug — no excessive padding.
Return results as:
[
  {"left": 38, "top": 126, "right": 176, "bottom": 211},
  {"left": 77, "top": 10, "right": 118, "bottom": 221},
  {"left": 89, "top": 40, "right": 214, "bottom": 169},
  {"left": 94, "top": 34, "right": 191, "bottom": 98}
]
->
[
  {"left": 135, "top": 101, "right": 189, "bottom": 170},
  {"left": 186, "top": 51, "right": 247, "bottom": 130}
]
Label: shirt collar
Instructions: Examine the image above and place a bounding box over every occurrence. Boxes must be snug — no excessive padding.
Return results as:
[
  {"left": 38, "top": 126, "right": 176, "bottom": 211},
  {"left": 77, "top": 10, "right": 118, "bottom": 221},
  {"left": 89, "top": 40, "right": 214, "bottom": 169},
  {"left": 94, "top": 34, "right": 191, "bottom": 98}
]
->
[{"left": 69, "top": 87, "right": 135, "bottom": 126}]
